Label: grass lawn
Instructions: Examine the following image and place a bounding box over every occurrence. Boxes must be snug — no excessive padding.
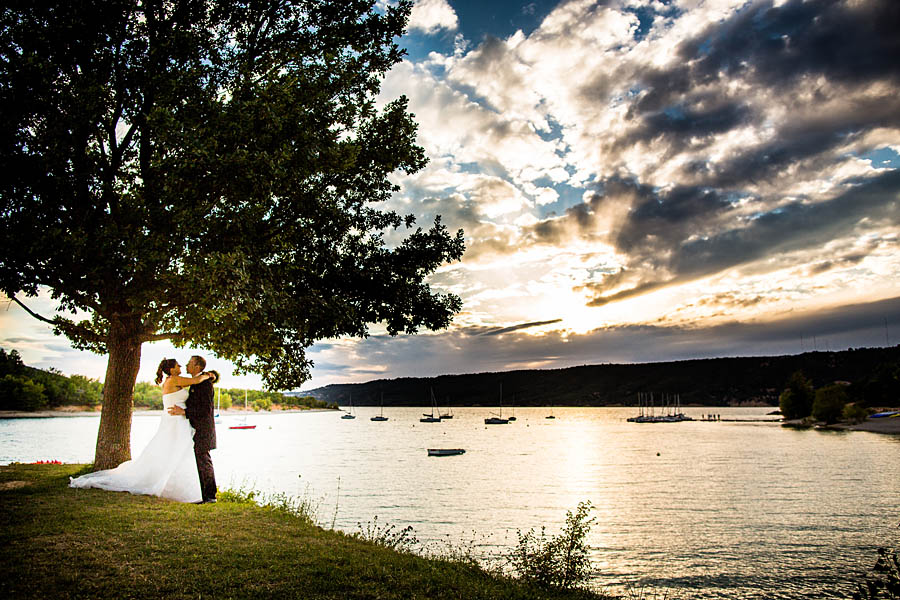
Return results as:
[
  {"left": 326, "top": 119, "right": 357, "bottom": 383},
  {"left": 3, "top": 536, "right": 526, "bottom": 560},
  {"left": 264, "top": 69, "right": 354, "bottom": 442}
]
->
[{"left": 0, "top": 463, "right": 611, "bottom": 599}]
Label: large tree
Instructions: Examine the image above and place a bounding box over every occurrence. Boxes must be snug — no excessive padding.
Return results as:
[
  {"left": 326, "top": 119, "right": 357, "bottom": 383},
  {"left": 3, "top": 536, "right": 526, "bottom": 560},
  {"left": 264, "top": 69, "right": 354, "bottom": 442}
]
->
[{"left": 0, "top": 0, "right": 464, "bottom": 469}]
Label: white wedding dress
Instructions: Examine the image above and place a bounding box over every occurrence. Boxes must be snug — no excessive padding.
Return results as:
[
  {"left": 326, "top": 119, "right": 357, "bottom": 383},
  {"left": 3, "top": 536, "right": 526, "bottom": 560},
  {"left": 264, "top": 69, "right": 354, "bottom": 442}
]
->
[{"left": 69, "top": 388, "right": 203, "bottom": 503}]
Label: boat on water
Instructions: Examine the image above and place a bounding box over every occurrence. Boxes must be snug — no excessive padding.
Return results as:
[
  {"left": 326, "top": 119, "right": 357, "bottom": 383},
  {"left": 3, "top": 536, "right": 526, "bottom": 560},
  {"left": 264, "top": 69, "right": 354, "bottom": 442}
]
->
[
  {"left": 370, "top": 391, "right": 388, "bottom": 422},
  {"left": 627, "top": 392, "right": 693, "bottom": 423},
  {"left": 420, "top": 388, "right": 441, "bottom": 423},
  {"left": 341, "top": 393, "right": 356, "bottom": 419},
  {"left": 485, "top": 383, "right": 510, "bottom": 425},
  {"left": 439, "top": 398, "right": 454, "bottom": 420},
  {"left": 427, "top": 448, "right": 465, "bottom": 456},
  {"left": 229, "top": 416, "right": 256, "bottom": 430}
]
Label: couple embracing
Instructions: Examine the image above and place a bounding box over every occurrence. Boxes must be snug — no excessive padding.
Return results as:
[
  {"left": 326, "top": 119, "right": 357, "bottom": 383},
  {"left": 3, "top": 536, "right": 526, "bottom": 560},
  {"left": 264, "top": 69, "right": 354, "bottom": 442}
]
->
[{"left": 70, "top": 355, "right": 218, "bottom": 504}]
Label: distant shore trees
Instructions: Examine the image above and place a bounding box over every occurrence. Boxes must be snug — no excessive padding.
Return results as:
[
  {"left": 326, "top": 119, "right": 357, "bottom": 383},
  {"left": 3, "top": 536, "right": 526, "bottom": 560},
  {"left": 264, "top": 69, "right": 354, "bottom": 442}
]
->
[
  {"left": 0, "top": 1, "right": 464, "bottom": 469},
  {"left": 778, "top": 357, "right": 899, "bottom": 424},
  {"left": 0, "top": 348, "right": 102, "bottom": 411},
  {"left": 812, "top": 384, "right": 850, "bottom": 424},
  {"left": 779, "top": 371, "right": 815, "bottom": 419}
]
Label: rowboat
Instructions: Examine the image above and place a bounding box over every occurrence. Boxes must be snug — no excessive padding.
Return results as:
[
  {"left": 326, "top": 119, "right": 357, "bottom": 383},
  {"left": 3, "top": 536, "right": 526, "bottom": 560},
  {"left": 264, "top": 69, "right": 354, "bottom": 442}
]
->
[{"left": 427, "top": 448, "right": 465, "bottom": 456}]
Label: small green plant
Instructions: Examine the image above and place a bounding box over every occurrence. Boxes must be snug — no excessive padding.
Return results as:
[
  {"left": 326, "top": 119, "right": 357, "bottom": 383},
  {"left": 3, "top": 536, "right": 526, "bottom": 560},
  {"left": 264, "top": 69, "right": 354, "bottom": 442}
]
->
[
  {"left": 353, "top": 516, "right": 419, "bottom": 553},
  {"left": 507, "top": 501, "right": 596, "bottom": 590},
  {"left": 217, "top": 485, "right": 259, "bottom": 504},
  {"left": 843, "top": 402, "right": 870, "bottom": 424},
  {"left": 624, "top": 585, "right": 686, "bottom": 599},
  {"left": 853, "top": 547, "right": 900, "bottom": 599},
  {"left": 423, "top": 530, "right": 494, "bottom": 569},
  {"left": 218, "top": 483, "right": 319, "bottom": 525}
]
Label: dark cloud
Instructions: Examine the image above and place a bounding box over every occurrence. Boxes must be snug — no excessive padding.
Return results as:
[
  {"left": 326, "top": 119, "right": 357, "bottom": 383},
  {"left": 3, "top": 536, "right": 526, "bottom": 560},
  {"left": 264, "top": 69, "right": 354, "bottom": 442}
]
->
[
  {"left": 703, "top": 95, "right": 900, "bottom": 188},
  {"left": 633, "top": 0, "right": 900, "bottom": 116},
  {"left": 566, "top": 170, "right": 899, "bottom": 307},
  {"left": 622, "top": 100, "right": 753, "bottom": 150},
  {"left": 680, "top": 0, "right": 900, "bottom": 89},
  {"left": 672, "top": 170, "right": 900, "bottom": 279},
  {"left": 585, "top": 280, "right": 671, "bottom": 308},
  {"left": 615, "top": 183, "right": 735, "bottom": 253},
  {"left": 805, "top": 253, "right": 869, "bottom": 276},
  {"left": 478, "top": 319, "right": 563, "bottom": 336},
  {"left": 614, "top": 0, "right": 900, "bottom": 188}
]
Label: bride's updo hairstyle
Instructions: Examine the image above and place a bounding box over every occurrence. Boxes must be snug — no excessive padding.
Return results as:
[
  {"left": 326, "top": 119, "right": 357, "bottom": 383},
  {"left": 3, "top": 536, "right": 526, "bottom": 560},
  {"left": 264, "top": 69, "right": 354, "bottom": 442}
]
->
[{"left": 155, "top": 358, "right": 177, "bottom": 384}]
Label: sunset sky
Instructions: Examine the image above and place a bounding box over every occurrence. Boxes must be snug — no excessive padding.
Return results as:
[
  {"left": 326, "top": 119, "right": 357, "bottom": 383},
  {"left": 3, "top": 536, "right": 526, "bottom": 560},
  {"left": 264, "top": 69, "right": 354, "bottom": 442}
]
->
[{"left": 2, "top": 0, "right": 899, "bottom": 391}]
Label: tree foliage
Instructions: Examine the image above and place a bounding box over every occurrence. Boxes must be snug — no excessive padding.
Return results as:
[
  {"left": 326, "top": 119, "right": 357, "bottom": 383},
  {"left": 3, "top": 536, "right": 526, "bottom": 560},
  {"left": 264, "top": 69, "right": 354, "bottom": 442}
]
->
[
  {"left": 811, "top": 383, "right": 848, "bottom": 424},
  {"left": 0, "top": 1, "right": 464, "bottom": 466},
  {"left": 0, "top": 0, "right": 463, "bottom": 387},
  {"left": 849, "top": 360, "right": 900, "bottom": 408},
  {"left": 779, "top": 370, "right": 815, "bottom": 420}
]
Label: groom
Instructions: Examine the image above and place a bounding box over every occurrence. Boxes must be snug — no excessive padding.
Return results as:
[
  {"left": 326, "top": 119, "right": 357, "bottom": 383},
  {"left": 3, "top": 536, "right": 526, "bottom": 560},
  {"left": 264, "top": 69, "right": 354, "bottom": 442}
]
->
[{"left": 168, "top": 355, "right": 217, "bottom": 503}]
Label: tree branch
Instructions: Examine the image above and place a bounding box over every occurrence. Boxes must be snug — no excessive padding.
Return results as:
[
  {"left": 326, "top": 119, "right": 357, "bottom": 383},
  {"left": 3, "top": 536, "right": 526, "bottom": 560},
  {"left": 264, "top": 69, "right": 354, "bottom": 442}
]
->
[
  {"left": 11, "top": 297, "right": 105, "bottom": 345},
  {"left": 10, "top": 296, "right": 56, "bottom": 325},
  {"left": 141, "top": 331, "right": 184, "bottom": 343}
]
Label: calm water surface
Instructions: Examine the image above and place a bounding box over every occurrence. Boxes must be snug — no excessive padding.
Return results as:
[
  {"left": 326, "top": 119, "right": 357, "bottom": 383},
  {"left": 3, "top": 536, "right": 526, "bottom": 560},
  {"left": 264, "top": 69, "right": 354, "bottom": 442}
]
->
[{"left": 2, "top": 406, "right": 898, "bottom": 598}]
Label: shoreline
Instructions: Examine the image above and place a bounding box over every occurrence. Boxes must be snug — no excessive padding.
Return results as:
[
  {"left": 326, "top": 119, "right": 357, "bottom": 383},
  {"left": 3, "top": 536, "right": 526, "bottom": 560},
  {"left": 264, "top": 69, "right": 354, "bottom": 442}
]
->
[
  {"left": 0, "top": 407, "right": 338, "bottom": 419},
  {"left": 782, "top": 417, "right": 900, "bottom": 435}
]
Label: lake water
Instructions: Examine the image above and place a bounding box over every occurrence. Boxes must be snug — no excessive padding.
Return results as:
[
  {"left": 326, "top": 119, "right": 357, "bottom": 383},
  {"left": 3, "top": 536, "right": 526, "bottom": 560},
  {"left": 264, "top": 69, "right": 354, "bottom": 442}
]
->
[{"left": 2, "top": 406, "right": 898, "bottom": 598}]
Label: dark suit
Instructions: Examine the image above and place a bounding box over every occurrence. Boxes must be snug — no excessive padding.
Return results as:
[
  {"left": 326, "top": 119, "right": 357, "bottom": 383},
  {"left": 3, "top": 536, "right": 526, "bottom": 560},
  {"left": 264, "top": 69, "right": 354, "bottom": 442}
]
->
[{"left": 185, "top": 377, "right": 217, "bottom": 501}]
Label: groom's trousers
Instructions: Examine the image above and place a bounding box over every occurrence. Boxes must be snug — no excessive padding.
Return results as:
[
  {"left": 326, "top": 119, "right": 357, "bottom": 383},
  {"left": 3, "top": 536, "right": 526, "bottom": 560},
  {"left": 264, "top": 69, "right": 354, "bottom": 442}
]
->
[{"left": 194, "top": 446, "right": 217, "bottom": 501}]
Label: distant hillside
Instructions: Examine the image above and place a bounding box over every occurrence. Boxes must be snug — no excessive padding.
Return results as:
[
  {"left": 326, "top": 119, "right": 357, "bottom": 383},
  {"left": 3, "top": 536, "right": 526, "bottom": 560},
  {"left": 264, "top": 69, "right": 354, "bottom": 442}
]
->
[{"left": 303, "top": 346, "right": 900, "bottom": 407}]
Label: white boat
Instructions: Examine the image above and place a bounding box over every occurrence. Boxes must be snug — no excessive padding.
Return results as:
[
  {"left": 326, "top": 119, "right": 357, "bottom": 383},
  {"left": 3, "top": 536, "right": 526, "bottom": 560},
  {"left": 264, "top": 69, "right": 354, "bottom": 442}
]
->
[
  {"left": 485, "top": 383, "right": 510, "bottom": 425},
  {"left": 341, "top": 393, "right": 356, "bottom": 419},
  {"left": 420, "top": 388, "right": 441, "bottom": 423},
  {"left": 427, "top": 448, "right": 465, "bottom": 456},
  {"left": 371, "top": 391, "right": 388, "bottom": 422},
  {"left": 627, "top": 392, "right": 693, "bottom": 423}
]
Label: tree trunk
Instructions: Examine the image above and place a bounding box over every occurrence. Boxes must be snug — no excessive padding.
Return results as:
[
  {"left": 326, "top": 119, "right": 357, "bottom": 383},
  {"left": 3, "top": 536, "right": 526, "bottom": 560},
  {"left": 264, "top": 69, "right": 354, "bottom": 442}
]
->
[{"left": 93, "top": 317, "right": 143, "bottom": 470}]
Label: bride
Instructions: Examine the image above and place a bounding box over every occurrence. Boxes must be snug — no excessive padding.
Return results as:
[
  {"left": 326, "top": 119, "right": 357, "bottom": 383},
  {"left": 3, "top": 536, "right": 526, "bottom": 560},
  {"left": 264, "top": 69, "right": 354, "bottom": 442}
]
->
[{"left": 69, "top": 358, "right": 213, "bottom": 503}]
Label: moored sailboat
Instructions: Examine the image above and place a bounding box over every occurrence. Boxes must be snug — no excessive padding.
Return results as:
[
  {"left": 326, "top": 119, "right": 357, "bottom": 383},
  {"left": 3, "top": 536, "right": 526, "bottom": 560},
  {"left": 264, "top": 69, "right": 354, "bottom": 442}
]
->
[
  {"left": 371, "top": 391, "right": 388, "bottom": 422},
  {"left": 341, "top": 393, "right": 356, "bottom": 419},
  {"left": 485, "top": 383, "right": 510, "bottom": 425},
  {"left": 420, "top": 388, "right": 441, "bottom": 423}
]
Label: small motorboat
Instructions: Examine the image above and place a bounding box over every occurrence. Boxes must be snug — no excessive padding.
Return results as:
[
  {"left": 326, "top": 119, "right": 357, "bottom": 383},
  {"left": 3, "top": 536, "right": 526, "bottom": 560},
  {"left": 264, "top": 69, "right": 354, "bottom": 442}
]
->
[{"left": 427, "top": 448, "right": 465, "bottom": 456}]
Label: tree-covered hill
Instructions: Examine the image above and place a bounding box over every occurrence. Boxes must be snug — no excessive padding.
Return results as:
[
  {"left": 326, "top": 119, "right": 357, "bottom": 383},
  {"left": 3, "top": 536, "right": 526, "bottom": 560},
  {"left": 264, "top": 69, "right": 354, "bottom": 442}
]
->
[
  {"left": 0, "top": 348, "right": 103, "bottom": 411},
  {"left": 303, "top": 346, "right": 900, "bottom": 408}
]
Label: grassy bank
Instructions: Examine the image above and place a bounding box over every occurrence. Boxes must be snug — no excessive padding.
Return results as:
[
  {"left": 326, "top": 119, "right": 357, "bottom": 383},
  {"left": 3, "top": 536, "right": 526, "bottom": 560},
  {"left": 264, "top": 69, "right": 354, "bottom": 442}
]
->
[{"left": 0, "top": 464, "right": 608, "bottom": 599}]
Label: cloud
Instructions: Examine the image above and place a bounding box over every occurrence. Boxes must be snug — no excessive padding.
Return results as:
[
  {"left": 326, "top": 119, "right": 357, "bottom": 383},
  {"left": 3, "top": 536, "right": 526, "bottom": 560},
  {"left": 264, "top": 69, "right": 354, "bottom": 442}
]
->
[
  {"left": 301, "top": 295, "right": 900, "bottom": 388},
  {"left": 408, "top": 0, "right": 458, "bottom": 35},
  {"left": 478, "top": 319, "right": 563, "bottom": 336}
]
